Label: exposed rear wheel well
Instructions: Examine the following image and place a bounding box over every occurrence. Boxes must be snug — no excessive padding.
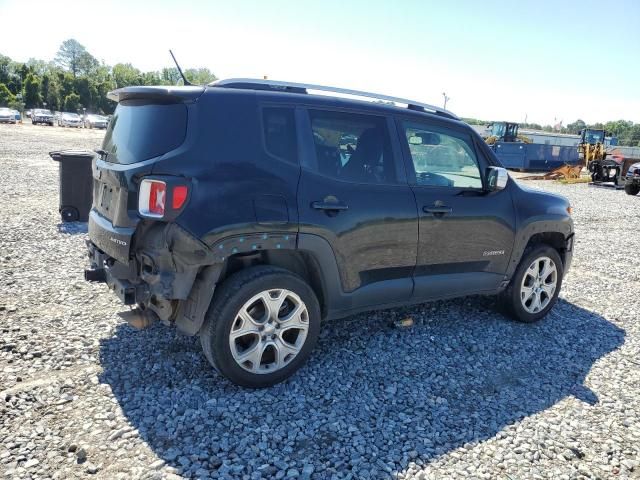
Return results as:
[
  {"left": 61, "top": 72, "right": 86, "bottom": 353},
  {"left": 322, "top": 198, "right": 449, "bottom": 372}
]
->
[{"left": 217, "top": 249, "right": 327, "bottom": 317}]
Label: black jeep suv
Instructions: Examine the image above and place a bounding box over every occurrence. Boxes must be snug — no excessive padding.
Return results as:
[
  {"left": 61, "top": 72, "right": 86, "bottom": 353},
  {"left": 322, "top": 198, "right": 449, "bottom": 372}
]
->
[{"left": 85, "top": 79, "right": 574, "bottom": 387}]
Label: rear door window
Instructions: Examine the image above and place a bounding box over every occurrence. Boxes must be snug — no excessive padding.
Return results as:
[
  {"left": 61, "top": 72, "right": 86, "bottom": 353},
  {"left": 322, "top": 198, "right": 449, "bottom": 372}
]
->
[
  {"left": 308, "top": 109, "right": 396, "bottom": 184},
  {"left": 102, "top": 101, "right": 187, "bottom": 164}
]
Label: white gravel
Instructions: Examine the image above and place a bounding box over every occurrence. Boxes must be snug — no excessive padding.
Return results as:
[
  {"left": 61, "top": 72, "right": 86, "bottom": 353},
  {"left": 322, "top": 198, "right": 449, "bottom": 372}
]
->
[{"left": 1, "top": 123, "right": 639, "bottom": 479}]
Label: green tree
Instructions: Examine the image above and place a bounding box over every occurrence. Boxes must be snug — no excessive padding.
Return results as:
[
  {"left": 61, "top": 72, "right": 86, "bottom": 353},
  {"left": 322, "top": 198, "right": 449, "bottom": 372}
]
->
[
  {"left": 55, "top": 39, "right": 95, "bottom": 77},
  {"left": 40, "top": 73, "right": 61, "bottom": 111},
  {"left": 78, "top": 51, "right": 99, "bottom": 76},
  {"left": 63, "top": 92, "right": 81, "bottom": 111},
  {"left": 0, "top": 55, "right": 13, "bottom": 86},
  {"left": 183, "top": 67, "right": 217, "bottom": 84},
  {"left": 95, "top": 79, "right": 115, "bottom": 113},
  {"left": 23, "top": 73, "right": 42, "bottom": 108},
  {"left": 161, "top": 67, "right": 182, "bottom": 85},
  {"left": 19, "top": 64, "right": 31, "bottom": 82},
  {"left": 0, "top": 83, "right": 15, "bottom": 106},
  {"left": 8, "top": 99, "right": 24, "bottom": 112},
  {"left": 112, "top": 63, "right": 143, "bottom": 88},
  {"left": 74, "top": 77, "right": 98, "bottom": 110},
  {"left": 26, "top": 58, "right": 50, "bottom": 76},
  {"left": 1, "top": 50, "right": 220, "bottom": 115},
  {"left": 565, "top": 119, "right": 587, "bottom": 135}
]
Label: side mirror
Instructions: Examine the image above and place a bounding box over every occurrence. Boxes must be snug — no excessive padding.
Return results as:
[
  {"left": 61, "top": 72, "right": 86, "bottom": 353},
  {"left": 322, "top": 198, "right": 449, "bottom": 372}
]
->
[{"left": 486, "top": 166, "right": 508, "bottom": 191}]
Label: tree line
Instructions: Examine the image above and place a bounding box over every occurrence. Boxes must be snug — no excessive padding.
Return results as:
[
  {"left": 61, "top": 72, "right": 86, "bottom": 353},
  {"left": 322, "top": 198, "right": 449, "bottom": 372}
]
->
[
  {"left": 464, "top": 117, "right": 640, "bottom": 147},
  {"left": 2, "top": 39, "right": 638, "bottom": 146},
  {"left": 0, "top": 39, "right": 216, "bottom": 115}
]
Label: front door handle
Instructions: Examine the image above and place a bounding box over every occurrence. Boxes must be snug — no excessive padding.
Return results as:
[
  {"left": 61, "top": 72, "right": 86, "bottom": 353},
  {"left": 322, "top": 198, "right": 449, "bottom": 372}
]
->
[
  {"left": 312, "top": 201, "right": 349, "bottom": 211},
  {"left": 423, "top": 205, "right": 452, "bottom": 216}
]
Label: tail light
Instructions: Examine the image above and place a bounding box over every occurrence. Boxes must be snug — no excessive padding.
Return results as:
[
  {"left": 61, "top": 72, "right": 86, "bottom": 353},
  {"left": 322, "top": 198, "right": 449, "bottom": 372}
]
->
[
  {"left": 172, "top": 185, "right": 188, "bottom": 210},
  {"left": 139, "top": 178, "right": 190, "bottom": 220}
]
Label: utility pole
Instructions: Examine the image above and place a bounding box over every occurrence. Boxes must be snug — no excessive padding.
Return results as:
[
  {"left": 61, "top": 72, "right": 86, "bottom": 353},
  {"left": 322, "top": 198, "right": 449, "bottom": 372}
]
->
[{"left": 442, "top": 92, "right": 450, "bottom": 110}]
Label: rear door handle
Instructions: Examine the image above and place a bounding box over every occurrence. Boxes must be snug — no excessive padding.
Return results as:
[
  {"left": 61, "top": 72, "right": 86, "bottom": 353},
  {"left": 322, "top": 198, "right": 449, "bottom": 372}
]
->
[
  {"left": 423, "top": 205, "right": 452, "bottom": 216},
  {"left": 312, "top": 201, "right": 349, "bottom": 211}
]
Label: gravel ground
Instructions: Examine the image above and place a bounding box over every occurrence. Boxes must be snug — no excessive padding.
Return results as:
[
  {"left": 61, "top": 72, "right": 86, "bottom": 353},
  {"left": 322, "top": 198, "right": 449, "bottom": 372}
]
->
[{"left": 1, "top": 122, "right": 639, "bottom": 480}]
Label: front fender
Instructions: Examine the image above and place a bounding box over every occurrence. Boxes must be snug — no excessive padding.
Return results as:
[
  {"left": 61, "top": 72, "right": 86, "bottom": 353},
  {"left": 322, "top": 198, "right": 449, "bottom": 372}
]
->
[{"left": 506, "top": 215, "right": 574, "bottom": 280}]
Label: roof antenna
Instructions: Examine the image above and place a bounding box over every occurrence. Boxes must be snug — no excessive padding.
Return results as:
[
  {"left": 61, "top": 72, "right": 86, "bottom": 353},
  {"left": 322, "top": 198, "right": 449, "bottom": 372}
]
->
[{"left": 169, "top": 49, "right": 192, "bottom": 86}]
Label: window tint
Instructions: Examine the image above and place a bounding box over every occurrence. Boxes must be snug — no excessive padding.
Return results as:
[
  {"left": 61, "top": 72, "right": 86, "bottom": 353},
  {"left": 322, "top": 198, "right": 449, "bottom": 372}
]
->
[
  {"left": 263, "top": 107, "right": 298, "bottom": 163},
  {"left": 403, "top": 122, "right": 482, "bottom": 189},
  {"left": 103, "top": 102, "right": 187, "bottom": 164},
  {"left": 309, "top": 110, "right": 395, "bottom": 184}
]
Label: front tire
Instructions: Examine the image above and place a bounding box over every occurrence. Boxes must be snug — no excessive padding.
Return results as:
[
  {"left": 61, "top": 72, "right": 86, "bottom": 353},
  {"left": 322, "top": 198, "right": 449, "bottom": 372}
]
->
[
  {"left": 200, "top": 266, "right": 321, "bottom": 388},
  {"left": 499, "top": 245, "right": 563, "bottom": 323},
  {"left": 625, "top": 183, "right": 640, "bottom": 196}
]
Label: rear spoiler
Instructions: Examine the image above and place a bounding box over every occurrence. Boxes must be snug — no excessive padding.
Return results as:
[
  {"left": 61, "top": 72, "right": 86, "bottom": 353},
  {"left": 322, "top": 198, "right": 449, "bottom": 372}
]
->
[{"left": 107, "top": 86, "right": 205, "bottom": 103}]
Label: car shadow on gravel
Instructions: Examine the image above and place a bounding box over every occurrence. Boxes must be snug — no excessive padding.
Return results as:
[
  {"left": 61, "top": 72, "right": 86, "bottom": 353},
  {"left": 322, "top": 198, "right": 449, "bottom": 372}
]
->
[
  {"left": 56, "top": 222, "right": 88, "bottom": 235},
  {"left": 98, "top": 297, "right": 624, "bottom": 478}
]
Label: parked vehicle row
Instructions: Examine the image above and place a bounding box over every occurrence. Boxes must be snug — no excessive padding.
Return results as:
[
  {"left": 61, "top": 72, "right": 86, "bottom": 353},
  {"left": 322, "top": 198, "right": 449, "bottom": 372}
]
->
[
  {"left": 0, "top": 107, "right": 21, "bottom": 123},
  {"left": 84, "top": 114, "right": 109, "bottom": 129},
  {"left": 31, "top": 108, "right": 55, "bottom": 126},
  {"left": 58, "top": 112, "right": 83, "bottom": 128},
  {"left": 0, "top": 109, "right": 111, "bottom": 129},
  {"left": 84, "top": 79, "right": 574, "bottom": 388}
]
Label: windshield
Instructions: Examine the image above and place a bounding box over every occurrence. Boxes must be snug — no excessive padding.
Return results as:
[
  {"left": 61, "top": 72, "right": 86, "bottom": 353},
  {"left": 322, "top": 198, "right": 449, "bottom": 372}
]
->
[
  {"left": 102, "top": 101, "right": 187, "bottom": 164},
  {"left": 34, "top": 109, "right": 52, "bottom": 115},
  {"left": 64, "top": 113, "right": 80, "bottom": 119},
  {"left": 585, "top": 130, "right": 604, "bottom": 144},
  {"left": 491, "top": 123, "right": 505, "bottom": 137}
]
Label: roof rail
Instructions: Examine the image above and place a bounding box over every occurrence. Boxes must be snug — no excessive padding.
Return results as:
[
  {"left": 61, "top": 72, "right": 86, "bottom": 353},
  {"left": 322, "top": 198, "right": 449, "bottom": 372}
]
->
[{"left": 210, "top": 78, "right": 459, "bottom": 120}]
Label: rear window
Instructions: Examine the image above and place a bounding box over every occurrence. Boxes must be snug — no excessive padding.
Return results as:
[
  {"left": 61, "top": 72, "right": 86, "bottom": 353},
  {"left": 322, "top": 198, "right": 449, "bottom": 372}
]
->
[{"left": 102, "top": 101, "right": 187, "bottom": 164}]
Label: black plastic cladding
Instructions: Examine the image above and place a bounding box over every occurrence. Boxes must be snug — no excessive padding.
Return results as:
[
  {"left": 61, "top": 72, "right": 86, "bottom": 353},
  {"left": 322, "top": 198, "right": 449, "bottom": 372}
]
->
[{"left": 211, "top": 233, "right": 297, "bottom": 261}]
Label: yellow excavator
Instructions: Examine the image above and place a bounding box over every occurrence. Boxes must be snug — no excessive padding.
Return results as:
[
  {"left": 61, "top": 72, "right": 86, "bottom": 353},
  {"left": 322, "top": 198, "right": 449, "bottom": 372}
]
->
[{"left": 484, "top": 121, "right": 532, "bottom": 145}]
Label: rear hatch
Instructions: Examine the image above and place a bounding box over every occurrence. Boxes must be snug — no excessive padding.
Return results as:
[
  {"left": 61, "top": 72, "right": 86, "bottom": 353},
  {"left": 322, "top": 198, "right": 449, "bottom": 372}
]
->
[{"left": 90, "top": 86, "right": 204, "bottom": 262}]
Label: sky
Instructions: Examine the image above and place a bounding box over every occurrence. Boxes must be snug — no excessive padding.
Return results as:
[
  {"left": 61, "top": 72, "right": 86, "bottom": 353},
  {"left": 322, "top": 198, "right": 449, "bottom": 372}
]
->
[{"left": 1, "top": 0, "right": 639, "bottom": 125}]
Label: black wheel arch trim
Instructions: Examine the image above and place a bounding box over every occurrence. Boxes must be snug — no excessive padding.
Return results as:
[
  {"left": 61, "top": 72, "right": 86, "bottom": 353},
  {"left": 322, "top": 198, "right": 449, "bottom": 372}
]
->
[{"left": 505, "top": 215, "right": 574, "bottom": 280}]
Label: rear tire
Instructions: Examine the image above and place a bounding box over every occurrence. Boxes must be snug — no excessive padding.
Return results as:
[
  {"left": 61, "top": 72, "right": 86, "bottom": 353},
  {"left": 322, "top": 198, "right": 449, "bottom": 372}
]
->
[
  {"left": 200, "top": 266, "right": 321, "bottom": 388},
  {"left": 498, "top": 245, "right": 563, "bottom": 323},
  {"left": 625, "top": 183, "right": 640, "bottom": 196}
]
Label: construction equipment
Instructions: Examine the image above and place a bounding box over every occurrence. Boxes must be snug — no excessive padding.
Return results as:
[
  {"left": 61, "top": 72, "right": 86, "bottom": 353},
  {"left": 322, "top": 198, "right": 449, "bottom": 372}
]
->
[
  {"left": 520, "top": 164, "right": 584, "bottom": 181},
  {"left": 485, "top": 122, "right": 579, "bottom": 171},
  {"left": 485, "top": 121, "right": 532, "bottom": 145},
  {"left": 579, "top": 128, "right": 621, "bottom": 184}
]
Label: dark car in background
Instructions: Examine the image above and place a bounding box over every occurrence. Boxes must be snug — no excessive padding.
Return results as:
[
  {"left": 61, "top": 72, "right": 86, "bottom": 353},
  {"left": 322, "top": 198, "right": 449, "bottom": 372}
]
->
[
  {"left": 625, "top": 162, "right": 640, "bottom": 196},
  {"left": 31, "top": 108, "right": 54, "bottom": 126},
  {"left": 84, "top": 79, "right": 574, "bottom": 388},
  {"left": 84, "top": 114, "right": 109, "bottom": 129}
]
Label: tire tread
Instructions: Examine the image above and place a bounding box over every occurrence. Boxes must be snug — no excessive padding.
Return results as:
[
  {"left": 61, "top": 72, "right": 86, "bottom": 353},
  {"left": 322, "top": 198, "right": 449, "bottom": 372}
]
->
[{"left": 200, "top": 265, "right": 319, "bottom": 387}]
